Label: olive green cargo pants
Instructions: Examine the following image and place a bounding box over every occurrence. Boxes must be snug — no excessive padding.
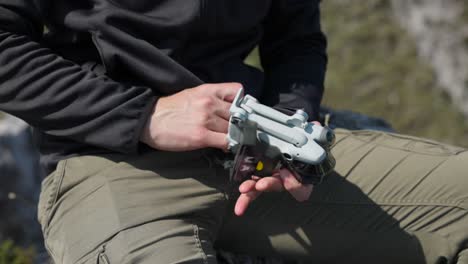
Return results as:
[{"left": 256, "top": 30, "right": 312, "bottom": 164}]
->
[{"left": 38, "top": 129, "right": 468, "bottom": 264}]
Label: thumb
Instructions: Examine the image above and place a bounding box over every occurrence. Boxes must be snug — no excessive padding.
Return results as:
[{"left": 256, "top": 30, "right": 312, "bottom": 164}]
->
[{"left": 280, "top": 169, "right": 313, "bottom": 202}]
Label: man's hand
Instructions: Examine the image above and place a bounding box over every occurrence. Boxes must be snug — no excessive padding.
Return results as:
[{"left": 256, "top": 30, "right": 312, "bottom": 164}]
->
[
  {"left": 234, "top": 121, "right": 322, "bottom": 216},
  {"left": 140, "top": 83, "right": 242, "bottom": 151},
  {"left": 234, "top": 169, "right": 314, "bottom": 216}
]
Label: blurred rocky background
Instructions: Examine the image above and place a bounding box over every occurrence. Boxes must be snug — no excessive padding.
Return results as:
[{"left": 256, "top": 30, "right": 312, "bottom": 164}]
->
[
  {"left": 1, "top": 0, "right": 467, "bottom": 263},
  {"left": 323, "top": 0, "right": 468, "bottom": 147},
  {"left": 0, "top": 114, "right": 46, "bottom": 263},
  {"left": 247, "top": 0, "right": 468, "bottom": 148}
]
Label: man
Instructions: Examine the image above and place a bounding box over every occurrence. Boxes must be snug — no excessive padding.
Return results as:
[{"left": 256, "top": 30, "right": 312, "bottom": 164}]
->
[{"left": 0, "top": 0, "right": 467, "bottom": 263}]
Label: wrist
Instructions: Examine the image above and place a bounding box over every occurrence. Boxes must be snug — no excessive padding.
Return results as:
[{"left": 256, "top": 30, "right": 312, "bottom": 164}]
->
[{"left": 139, "top": 98, "right": 160, "bottom": 147}]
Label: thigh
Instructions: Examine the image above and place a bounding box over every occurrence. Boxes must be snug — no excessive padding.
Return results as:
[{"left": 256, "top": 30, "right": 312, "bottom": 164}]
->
[
  {"left": 38, "top": 149, "right": 229, "bottom": 264},
  {"left": 216, "top": 129, "right": 468, "bottom": 264}
]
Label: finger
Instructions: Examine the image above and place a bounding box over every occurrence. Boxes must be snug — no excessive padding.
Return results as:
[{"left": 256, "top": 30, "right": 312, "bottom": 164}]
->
[
  {"left": 294, "top": 184, "right": 313, "bottom": 202},
  {"left": 234, "top": 191, "right": 261, "bottom": 216},
  {"left": 239, "top": 179, "right": 257, "bottom": 193},
  {"left": 255, "top": 177, "right": 284, "bottom": 192},
  {"left": 210, "top": 83, "right": 243, "bottom": 102},
  {"left": 280, "top": 169, "right": 313, "bottom": 202},
  {"left": 251, "top": 175, "right": 261, "bottom": 181},
  {"left": 214, "top": 100, "right": 232, "bottom": 121},
  {"left": 204, "top": 131, "right": 229, "bottom": 151},
  {"left": 206, "top": 117, "right": 229, "bottom": 133},
  {"left": 271, "top": 171, "right": 281, "bottom": 178}
]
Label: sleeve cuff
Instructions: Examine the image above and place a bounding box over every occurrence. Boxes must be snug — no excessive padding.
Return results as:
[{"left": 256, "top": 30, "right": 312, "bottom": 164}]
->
[{"left": 128, "top": 95, "right": 158, "bottom": 154}]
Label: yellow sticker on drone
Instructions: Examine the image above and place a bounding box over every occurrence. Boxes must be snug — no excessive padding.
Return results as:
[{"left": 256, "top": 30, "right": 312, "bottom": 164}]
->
[{"left": 256, "top": 161, "right": 264, "bottom": 171}]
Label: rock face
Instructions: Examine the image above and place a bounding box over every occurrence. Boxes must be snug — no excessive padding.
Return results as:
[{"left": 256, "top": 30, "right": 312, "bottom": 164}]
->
[
  {"left": 0, "top": 114, "right": 45, "bottom": 262},
  {"left": 0, "top": 111, "right": 392, "bottom": 263},
  {"left": 320, "top": 0, "right": 468, "bottom": 148},
  {"left": 320, "top": 107, "right": 394, "bottom": 132},
  {"left": 391, "top": 0, "right": 468, "bottom": 117}
]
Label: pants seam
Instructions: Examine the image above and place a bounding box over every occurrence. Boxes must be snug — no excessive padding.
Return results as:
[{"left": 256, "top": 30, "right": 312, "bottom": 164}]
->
[
  {"left": 43, "top": 161, "right": 65, "bottom": 225},
  {"left": 343, "top": 129, "right": 466, "bottom": 156},
  {"left": 51, "top": 160, "right": 67, "bottom": 209},
  {"left": 192, "top": 224, "right": 209, "bottom": 264},
  {"left": 44, "top": 242, "right": 58, "bottom": 264},
  {"left": 309, "top": 200, "right": 466, "bottom": 211},
  {"left": 44, "top": 159, "right": 67, "bottom": 238}
]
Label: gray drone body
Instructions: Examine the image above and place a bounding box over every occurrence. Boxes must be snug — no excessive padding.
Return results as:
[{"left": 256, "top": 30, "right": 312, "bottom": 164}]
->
[{"left": 227, "top": 89, "right": 335, "bottom": 184}]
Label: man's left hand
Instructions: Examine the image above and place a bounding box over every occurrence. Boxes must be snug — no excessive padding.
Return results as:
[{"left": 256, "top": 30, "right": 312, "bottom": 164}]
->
[{"left": 234, "top": 168, "right": 313, "bottom": 216}]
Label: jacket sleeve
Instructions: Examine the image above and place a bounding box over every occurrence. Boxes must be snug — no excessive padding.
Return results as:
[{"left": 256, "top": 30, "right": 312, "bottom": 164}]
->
[
  {"left": 259, "top": 0, "right": 327, "bottom": 121},
  {"left": 0, "top": 0, "right": 157, "bottom": 153}
]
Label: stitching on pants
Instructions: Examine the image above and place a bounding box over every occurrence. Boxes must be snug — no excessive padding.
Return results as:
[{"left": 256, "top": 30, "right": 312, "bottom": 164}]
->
[
  {"left": 45, "top": 160, "right": 67, "bottom": 235},
  {"left": 308, "top": 200, "right": 466, "bottom": 211},
  {"left": 348, "top": 130, "right": 466, "bottom": 156},
  {"left": 51, "top": 160, "right": 67, "bottom": 209},
  {"left": 192, "top": 224, "right": 209, "bottom": 264},
  {"left": 42, "top": 160, "right": 68, "bottom": 262},
  {"left": 38, "top": 171, "right": 55, "bottom": 231},
  {"left": 44, "top": 160, "right": 67, "bottom": 234},
  {"left": 343, "top": 144, "right": 378, "bottom": 179}
]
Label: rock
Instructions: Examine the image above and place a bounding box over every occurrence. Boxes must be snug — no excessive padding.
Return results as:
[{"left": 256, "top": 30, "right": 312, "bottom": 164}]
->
[
  {"left": 0, "top": 114, "right": 44, "bottom": 249},
  {"left": 391, "top": 0, "right": 468, "bottom": 117},
  {"left": 320, "top": 107, "right": 394, "bottom": 132}
]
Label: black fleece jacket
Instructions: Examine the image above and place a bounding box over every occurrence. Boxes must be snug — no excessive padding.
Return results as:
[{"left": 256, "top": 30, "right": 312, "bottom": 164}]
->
[{"left": 0, "top": 0, "right": 327, "bottom": 174}]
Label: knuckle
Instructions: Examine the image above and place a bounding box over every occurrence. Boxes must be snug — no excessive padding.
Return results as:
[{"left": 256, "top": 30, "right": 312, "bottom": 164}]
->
[
  {"left": 224, "top": 82, "right": 242, "bottom": 92},
  {"left": 197, "top": 112, "right": 210, "bottom": 124},
  {"left": 231, "top": 82, "right": 243, "bottom": 90},
  {"left": 198, "top": 96, "right": 215, "bottom": 108},
  {"left": 192, "top": 127, "right": 207, "bottom": 144}
]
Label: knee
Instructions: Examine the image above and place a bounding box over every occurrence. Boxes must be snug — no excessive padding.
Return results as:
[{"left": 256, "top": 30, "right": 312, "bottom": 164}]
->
[{"left": 451, "top": 152, "right": 468, "bottom": 210}]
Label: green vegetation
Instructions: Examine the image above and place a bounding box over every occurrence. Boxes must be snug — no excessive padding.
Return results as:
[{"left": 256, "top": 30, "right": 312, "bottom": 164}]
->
[
  {"left": 461, "top": 4, "right": 468, "bottom": 47},
  {"left": 0, "top": 240, "right": 34, "bottom": 264},
  {"left": 246, "top": 0, "right": 468, "bottom": 147},
  {"left": 321, "top": 0, "right": 468, "bottom": 147},
  {"left": 461, "top": 3, "right": 468, "bottom": 23}
]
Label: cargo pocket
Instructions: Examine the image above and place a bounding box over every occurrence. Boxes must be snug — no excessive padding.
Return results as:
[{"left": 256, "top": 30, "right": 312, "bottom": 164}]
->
[
  {"left": 78, "top": 245, "right": 111, "bottom": 264},
  {"left": 97, "top": 247, "right": 110, "bottom": 264},
  {"left": 37, "top": 159, "right": 67, "bottom": 234}
]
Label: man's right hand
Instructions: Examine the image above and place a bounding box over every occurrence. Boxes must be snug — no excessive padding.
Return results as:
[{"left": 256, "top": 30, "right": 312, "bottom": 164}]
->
[{"left": 140, "top": 83, "right": 242, "bottom": 152}]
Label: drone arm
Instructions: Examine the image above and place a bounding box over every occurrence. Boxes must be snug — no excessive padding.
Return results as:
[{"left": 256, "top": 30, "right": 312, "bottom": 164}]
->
[{"left": 248, "top": 113, "right": 308, "bottom": 147}]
